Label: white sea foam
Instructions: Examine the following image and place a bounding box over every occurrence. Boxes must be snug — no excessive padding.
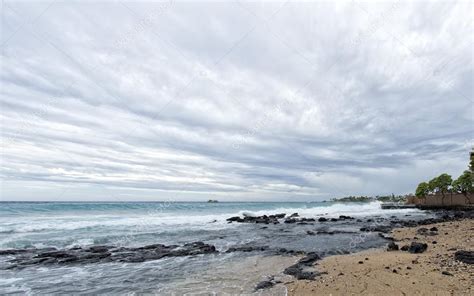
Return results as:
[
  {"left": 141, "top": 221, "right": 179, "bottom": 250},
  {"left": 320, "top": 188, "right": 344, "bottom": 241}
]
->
[
  {"left": 0, "top": 213, "right": 237, "bottom": 234},
  {"left": 0, "top": 202, "right": 426, "bottom": 249},
  {"left": 0, "top": 202, "right": 422, "bottom": 235},
  {"left": 236, "top": 201, "right": 422, "bottom": 218}
]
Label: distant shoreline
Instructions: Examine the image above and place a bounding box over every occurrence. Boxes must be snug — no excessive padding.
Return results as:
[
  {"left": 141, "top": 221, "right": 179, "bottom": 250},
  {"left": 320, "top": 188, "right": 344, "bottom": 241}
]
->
[{"left": 0, "top": 200, "right": 367, "bottom": 203}]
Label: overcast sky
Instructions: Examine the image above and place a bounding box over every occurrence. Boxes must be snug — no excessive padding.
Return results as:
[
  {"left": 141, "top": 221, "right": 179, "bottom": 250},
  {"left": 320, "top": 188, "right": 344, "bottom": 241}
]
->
[{"left": 0, "top": 0, "right": 472, "bottom": 202}]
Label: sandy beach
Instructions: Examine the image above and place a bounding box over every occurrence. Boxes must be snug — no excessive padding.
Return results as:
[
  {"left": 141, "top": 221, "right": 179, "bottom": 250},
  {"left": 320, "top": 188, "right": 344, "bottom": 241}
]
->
[{"left": 286, "top": 218, "right": 473, "bottom": 295}]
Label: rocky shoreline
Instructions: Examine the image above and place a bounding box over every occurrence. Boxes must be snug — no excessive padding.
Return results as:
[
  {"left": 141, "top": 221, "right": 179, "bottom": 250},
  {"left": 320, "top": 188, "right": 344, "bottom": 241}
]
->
[
  {"left": 0, "top": 241, "right": 218, "bottom": 269},
  {"left": 287, "top": 217, "right": 473, "bottom": 295},
  {"left": 1, "top": 209, "right": 472, "bottom": 292},
  {"left": 226, "top": 212, "right": 355, "bottom": 224}
]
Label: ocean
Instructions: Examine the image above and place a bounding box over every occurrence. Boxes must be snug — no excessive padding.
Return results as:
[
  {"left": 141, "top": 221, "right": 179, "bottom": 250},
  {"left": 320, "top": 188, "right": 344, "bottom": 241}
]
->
[{"left": 0, "top": 201, "right": 429, "bottom": 294}]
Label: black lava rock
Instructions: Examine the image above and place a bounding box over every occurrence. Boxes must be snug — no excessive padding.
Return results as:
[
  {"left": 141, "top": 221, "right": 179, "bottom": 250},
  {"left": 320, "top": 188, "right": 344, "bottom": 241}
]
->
[
  {"left": 454, "top": 250, "right": 474, "bottom": 264},
  {"left": 226, "top": 213, "right": 287, "bottom": 224},
  {"left": 2, "top": 242, "right": 218, "bottom": 269},
  {"left": 416, "top": 227, "right": 438, "bottom": 236},
  {"left": 255, "top": 280, "right": 274, "bottom": 290},
  {"left": 283, "top": 252, "right": 322, "bottom": 280},
  {"left": 225, "top": 245, "right": 268, "bottom": 253},
  {"left": 226, "top": 216, "right": 243, "bottom": 222},
  {"left": 387, "top": 242, "right": 399, "bottom": 251},
  {"left": 296, "top": 271, "right": 316, "bottom": 280},
  {"left": 408, "top": 242, "right": 428, "bottom": 254},
  {"left": 339, "top": 215, "right": 354, "bottom": 220}
]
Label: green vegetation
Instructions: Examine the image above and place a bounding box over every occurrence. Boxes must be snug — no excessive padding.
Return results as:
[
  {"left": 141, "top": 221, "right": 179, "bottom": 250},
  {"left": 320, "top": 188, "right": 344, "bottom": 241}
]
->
[
  {"left": 331, "top": 196, "right": 372, "bottom": 202},
  {"left": 333, "top": 151, "right": 473, "bottom": 205},
  {"left": 452, "top": 170, "right": 473, "bottom": 196},
  {"left": 416, "top": 172, "right": 473, "bottom": 196},
  {"left": 331, "top": 194, "right": 406, "bottom": 203},
  {"left": 428, "top": 173, "right": 453, "bottom": 203},
  {"left": 415, "top": 182, "right": 430, "bottom": 198},
  {"left": 373, "top": 195, "right": 407, "bottom": 203},
  {"left": 470, "top": 150, "right": 474, "bottom": 172},
  {"left": 415, "top": 150, "right": 473, "bottom": 198}
]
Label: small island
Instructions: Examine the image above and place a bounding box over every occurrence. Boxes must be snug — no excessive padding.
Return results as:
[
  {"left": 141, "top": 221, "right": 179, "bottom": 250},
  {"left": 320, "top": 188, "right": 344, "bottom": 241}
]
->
[{"left": 207, "top": 199, "right": 218, "bottom": 203}]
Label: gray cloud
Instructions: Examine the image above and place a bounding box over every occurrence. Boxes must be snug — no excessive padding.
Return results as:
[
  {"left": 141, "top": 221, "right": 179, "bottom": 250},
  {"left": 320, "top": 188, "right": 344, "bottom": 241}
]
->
[{"left": 0, "top": 0, "right": 472, "bottom": 201}]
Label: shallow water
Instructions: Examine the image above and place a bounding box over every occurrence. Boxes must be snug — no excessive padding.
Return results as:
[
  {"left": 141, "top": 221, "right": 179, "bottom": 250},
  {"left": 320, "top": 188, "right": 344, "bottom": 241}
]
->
[{"left": 0, "top": 201, "right": 429, "bottom": 294}]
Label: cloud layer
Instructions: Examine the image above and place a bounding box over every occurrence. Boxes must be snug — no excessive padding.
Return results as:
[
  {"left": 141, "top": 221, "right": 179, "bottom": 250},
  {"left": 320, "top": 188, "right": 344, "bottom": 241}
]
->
[{"left": 1, "top": 0, "right": 472, "bottom": 201}]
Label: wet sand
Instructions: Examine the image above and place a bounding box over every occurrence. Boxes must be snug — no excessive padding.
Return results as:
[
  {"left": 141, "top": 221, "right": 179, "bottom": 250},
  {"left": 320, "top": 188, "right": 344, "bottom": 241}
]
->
[
  {"left": 156, "top": 254, "right": 298, "bottom": 295},
  {"left": 286, "top": 219, "right": 473, "bottom": 295}
]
